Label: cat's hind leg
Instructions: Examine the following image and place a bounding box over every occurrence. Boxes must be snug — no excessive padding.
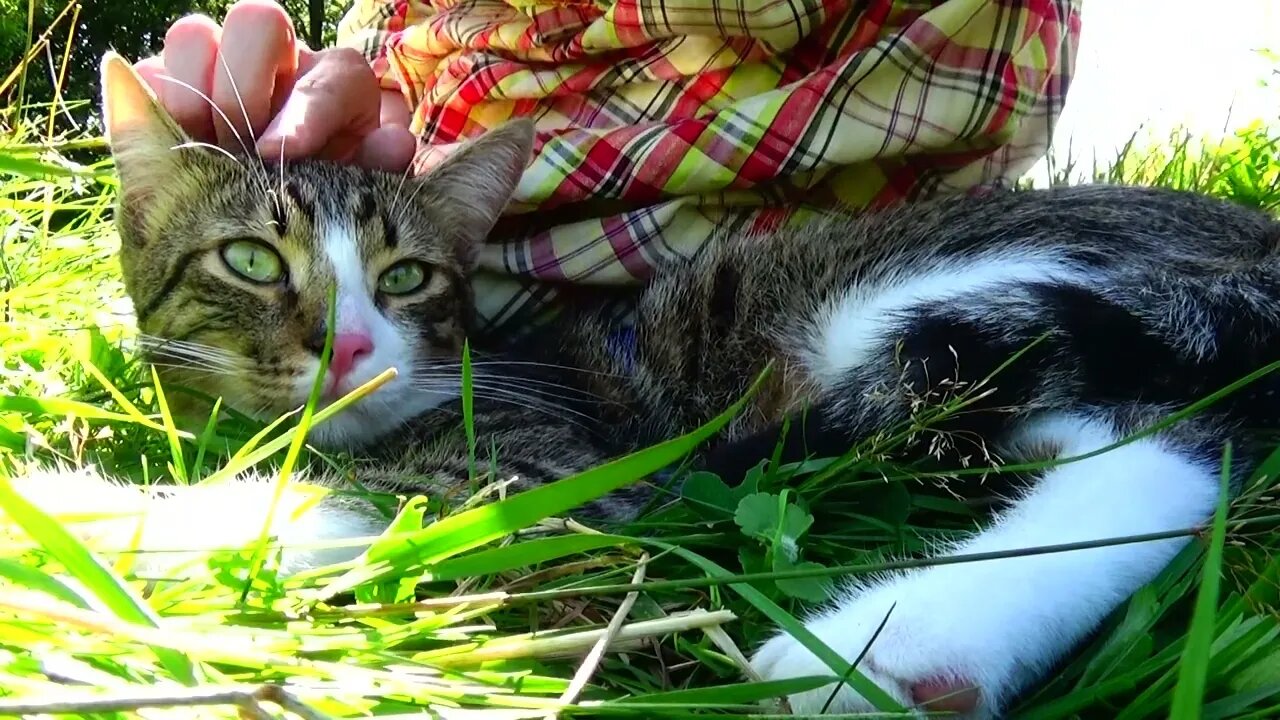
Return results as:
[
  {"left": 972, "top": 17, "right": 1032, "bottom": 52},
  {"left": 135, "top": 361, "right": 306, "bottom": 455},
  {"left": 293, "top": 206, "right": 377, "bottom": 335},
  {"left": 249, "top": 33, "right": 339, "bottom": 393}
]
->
[{"left": 751, "top": 407, "right": 1225, "bottom": 718}]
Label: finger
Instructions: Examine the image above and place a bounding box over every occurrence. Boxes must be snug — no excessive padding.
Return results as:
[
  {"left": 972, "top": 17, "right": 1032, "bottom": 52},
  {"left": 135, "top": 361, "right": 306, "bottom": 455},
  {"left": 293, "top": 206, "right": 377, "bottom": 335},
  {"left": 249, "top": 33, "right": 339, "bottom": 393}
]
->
[
  {"left": 257, "top": 47, "right": 380, "bottom": 162},
  {"left": 132, "top": 55, "right": 167, "bottom": 98},
  {"left": 379, "top": 88, "right": 411, "bottom": 128},
  {"left": 318, "top": 131, "right": 364, "bottom": 164},
  {"left": 211, "top": 0, "right": 297, "bottom": 151},
  {"left": 356, "top": 125, "right": 417, "bottom": 172},
  {"left": 158, "top": 14, "right": 221, "bottom": 142},
  {"left": 270, "top": 43, "right": 312, "bottom": 119}
]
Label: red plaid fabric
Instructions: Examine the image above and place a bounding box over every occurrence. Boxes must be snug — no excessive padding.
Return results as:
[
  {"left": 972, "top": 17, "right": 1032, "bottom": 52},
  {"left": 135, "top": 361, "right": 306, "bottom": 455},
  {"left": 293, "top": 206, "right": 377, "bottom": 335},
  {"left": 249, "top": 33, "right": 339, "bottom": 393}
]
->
[{"left": 338, "top": 0, "right": 1081, "bottom": 330}]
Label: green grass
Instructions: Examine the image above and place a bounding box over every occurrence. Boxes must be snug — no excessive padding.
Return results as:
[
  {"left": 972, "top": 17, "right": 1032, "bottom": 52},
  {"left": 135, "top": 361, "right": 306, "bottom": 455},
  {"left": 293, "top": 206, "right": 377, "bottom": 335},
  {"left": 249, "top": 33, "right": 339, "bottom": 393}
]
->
[{"left": 3, "top": 31, "right": 1280, "bottom": 720}]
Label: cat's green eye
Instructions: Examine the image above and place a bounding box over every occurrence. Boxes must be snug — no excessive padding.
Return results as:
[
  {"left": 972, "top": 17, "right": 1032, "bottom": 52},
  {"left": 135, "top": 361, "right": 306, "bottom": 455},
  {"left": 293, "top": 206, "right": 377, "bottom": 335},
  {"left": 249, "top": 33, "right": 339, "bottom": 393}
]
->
[
  {"left": 378, "top": 261, "right": 428, "bottom": 295},
  {"left": 220, "top": 240, "right": 284, "bottom": 284}
]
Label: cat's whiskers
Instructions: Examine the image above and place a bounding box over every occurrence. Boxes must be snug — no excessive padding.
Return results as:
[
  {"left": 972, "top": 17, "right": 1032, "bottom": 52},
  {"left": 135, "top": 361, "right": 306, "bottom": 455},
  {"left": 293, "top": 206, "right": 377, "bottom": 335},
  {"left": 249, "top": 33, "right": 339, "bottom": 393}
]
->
[
  {"left": 276, "top": 135, "right": 288, "bottom": 223},
  {"left": 154, "top": 72, "right": 277, "bottom": 211},
  {"left": 471, "top": 380, "right": 586, "bottom": 408},
  {"left": 412, "top": 370, "right": 606, "bottom": 409},
  {"left": 169, "top": 141, "right": 243, "bottom": 167},
  {"left": 410, "top": 376, "right": 598, "bottom": 427},
  {"left": 428, "top": 359, "right": 627, "bottom": 379},
  {"left": 213, "top": 50, "right": 275, "bottom": 195},
  {"left": 348, "top": 390, "right": 462, "bottom": 420},
  {"left": 136, "top": 335, "right": 246, "bottom": 374},
  {"left": 471, "top": 390, "right": 595, "bottom": 428},
  {"left": 141, "top": 342, "right": 241, "bottom": 366},
  {"left": 155, "top": 75, "right": 253, "bottom": 159},
  {"left": 146, "top": 360, "right": 238, "bottom": 377},
  {"left": 137, "top": 333, "right": 240, "bottom": 356},
  {"left": 452, "top": 389, "right": 592, "bottom": 428},
  {"left": 387, "top": 143, "right": 419, "bottom": 229},
  {"left": 146, "top": 357, "right": 242, "bottom": 376},
  {"left": 392, "top": 166, "right": 439, "bottom": 229},
  {"left": 413, "top": 366, "right": 608, "bottom": 402}
]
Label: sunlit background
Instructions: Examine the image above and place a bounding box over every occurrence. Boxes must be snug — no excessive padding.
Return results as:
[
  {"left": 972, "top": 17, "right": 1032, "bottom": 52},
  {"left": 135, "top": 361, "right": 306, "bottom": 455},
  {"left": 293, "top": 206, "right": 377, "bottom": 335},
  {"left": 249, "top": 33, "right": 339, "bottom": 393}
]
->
[{"left": 1029, "top": 0, "right": 1278, "bottom": 183}]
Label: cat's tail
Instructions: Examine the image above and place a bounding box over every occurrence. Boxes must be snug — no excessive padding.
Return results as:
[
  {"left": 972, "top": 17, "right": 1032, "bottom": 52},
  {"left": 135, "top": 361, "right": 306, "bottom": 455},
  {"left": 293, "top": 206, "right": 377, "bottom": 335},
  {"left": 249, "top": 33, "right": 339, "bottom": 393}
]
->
[{"left": 3, "top": 465, "right": 386, "bottom": 575}]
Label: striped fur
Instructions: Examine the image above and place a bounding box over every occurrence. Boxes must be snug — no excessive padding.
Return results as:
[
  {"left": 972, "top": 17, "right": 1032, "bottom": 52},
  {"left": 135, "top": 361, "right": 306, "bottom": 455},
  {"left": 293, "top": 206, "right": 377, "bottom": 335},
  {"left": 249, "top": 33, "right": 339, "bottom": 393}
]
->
[{"left": 12, "top": 54, "right": 1280, "bottom": 718}]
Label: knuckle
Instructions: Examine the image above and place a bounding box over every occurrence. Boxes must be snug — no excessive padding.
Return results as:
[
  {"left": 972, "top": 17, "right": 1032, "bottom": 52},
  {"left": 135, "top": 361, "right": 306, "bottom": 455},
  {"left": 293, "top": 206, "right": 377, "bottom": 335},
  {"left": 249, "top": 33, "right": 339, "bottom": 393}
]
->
[
  {"left": 323, "top": 46, "right": 374, "bottom": 74},
  {"left": 305, "top": 48, "right": 379, "bottom": 101}
]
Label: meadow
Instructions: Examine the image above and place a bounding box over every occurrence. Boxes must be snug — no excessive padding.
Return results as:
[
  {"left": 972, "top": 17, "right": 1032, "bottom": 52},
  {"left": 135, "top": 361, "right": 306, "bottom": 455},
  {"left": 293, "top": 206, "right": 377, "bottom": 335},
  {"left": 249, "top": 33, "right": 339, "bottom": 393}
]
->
[{"left": 1, "top": 23, "right": 1279, "bottom": 720}]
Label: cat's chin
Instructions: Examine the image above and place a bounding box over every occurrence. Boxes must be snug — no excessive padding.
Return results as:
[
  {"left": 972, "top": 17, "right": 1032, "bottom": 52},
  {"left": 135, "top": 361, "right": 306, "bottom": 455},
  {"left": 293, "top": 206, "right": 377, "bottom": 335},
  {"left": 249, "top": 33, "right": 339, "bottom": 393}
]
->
[
  {"left": 305, "top": 413, "right": 398, "bottom": 451},
  {"left": 301, "top": 385, "right": 458, "bottom": 452}
]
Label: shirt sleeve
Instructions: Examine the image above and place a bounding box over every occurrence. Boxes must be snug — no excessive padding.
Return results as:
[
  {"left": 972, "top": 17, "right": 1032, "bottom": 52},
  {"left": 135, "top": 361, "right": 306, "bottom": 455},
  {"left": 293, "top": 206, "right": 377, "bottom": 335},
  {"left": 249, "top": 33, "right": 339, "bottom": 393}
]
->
[{"left": 336, "top": 0, "right": 423, "bottom": 104}]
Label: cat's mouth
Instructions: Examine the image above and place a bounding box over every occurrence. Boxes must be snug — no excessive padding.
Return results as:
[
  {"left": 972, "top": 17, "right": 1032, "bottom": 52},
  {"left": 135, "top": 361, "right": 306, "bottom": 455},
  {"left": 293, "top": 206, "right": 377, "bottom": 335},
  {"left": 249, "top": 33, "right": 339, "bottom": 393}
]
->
[
  {"left": 291, "top": 371, "right": 458, "bottom": 451},
  {"left": 323, "top": 374, "right": 348, "bottom": 401},
  {"left": 306, "top": 363, "right": 398, "bottom": 406},
  {"left": 148, "top": 349, "right": 448, "bottom": 450}
]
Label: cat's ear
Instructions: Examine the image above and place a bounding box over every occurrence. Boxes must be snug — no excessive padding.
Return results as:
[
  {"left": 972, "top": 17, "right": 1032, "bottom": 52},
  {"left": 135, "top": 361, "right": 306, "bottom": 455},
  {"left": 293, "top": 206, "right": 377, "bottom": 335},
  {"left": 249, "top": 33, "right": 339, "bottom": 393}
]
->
[
  {"left": 416, "top": 119, "right": 536, "bottom": 265},
  {"left": 100, "top": 51, "right": 194, "bottom": 206}
]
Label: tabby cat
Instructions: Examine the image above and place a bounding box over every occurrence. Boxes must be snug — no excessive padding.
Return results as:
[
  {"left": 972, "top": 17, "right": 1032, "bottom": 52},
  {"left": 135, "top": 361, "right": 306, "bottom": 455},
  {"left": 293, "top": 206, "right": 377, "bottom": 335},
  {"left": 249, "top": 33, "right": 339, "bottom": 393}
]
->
[{"left": 14, "top": 52, "right": 1280, "bottom": 718}]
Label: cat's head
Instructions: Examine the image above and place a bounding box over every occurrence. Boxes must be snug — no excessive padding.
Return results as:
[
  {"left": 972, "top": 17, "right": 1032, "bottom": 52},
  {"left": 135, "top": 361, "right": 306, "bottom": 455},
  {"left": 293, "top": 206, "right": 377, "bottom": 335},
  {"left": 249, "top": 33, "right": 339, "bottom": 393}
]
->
[{"left": 99, "top": 52, "right": 534, "bottom": 448}]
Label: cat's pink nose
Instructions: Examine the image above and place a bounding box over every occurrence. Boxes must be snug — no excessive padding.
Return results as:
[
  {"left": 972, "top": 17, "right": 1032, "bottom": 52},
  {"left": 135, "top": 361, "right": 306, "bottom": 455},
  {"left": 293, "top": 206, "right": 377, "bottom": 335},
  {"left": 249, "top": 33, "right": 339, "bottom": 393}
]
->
[{"left": 327, "top": 332, "right": 374, "bottom": 393}]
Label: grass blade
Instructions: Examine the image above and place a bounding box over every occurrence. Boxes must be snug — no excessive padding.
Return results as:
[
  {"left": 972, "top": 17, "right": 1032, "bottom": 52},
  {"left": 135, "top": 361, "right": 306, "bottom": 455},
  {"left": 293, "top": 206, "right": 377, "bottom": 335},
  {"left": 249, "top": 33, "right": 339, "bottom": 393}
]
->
[
  {"left": 149, "top": 366, "right": 187, "bottom": 484},
  {"left": 429, "top": 534, "right": 634, "bottom": 581},
  {"left": 653, "top": 540, "right": 905, "bottom": 712},
  {"left": 463, "top": 339, "right": 477, "bottom": 483},
  {"left": 314, "top": 369, "right": 767, "bottom": 600},
  {"left": 0, "top": 394, "right": 181, "bottom": 434},
  {"left": 191, "top": 396, "right": 223, "bottom": 481},
  {"left": 200, "top": 368, "right": 394, "bottom": 486},
  {"left": 1168, "top": 443, "right": 1232, "bottom": 719},
  {"left": 242, "top": 284, "right": 336, "bottom": 596},
  {"left": 0, "top": 558, "right": 90, "bottom": 609},
  {"left": 614, "top": 676, "right": 835, "bottom": 705}
]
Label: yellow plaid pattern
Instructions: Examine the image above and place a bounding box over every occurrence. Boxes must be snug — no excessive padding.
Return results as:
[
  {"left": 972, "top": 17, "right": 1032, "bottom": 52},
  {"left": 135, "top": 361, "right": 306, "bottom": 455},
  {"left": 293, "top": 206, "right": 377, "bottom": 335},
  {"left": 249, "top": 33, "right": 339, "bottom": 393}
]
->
[{"left": 338, "top": 0, "right": 1081, "bottom": 332}]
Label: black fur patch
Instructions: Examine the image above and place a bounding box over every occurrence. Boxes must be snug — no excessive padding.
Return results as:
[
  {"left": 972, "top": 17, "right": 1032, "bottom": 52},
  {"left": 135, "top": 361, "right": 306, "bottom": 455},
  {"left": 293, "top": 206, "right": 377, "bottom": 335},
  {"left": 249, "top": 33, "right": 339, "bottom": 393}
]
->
[
  {"left": 382, "top": 213, "right": 399, "bottom": 248},
  {"left": 137, "top": 248, "right": 205, "bottom": 323},
  {"left": 355, "top": 189, "right": 378, "bottom": 225}
]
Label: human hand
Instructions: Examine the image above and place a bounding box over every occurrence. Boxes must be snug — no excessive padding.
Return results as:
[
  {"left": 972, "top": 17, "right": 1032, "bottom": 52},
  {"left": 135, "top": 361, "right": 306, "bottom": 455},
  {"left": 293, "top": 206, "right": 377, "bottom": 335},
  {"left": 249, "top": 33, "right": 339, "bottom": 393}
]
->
[{"left": 133, "top": 0, "right": 415, "bottom": 171}]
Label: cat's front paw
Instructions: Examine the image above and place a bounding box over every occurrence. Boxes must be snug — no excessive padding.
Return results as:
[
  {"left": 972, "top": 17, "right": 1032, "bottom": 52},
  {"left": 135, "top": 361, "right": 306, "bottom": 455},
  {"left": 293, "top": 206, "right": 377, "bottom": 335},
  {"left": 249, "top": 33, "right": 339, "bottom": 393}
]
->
[{"left": 750, "top": 575, "right": 1013, "bottom": 718}]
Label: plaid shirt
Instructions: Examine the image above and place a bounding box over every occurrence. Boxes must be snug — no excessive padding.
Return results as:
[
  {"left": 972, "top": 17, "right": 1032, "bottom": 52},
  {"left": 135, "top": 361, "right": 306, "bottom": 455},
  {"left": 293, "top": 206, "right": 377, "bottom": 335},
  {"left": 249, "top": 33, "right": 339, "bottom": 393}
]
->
[{"left": 338, "top": 0, "right": 1081, "bottom": 332}]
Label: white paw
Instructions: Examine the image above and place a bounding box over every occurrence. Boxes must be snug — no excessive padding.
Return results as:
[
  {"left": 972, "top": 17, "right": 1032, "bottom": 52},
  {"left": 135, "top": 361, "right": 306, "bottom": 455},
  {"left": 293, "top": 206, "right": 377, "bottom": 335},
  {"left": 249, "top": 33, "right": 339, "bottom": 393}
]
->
[
  {"left": 748, "top": 412, "right": 1218, "bottom": 717},
  {"left": 751, "top": 571, "right": 1019, "bottom": 718}
]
